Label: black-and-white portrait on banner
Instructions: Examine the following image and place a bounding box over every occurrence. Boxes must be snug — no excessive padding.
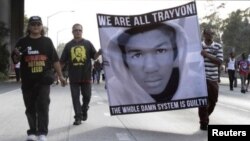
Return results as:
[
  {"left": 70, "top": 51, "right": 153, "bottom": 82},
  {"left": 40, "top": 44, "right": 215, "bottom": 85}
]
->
[{"left": 97, "top": 1, "right": 208, "bottom": 115}]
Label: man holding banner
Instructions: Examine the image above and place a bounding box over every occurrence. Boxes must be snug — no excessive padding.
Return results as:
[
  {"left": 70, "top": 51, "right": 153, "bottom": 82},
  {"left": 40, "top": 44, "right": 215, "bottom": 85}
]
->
[
  {"left": 98, "top": 1, "right": 208, "bottom": 115},
  {"left": 199, "top": 28, "right": 223, "bottom": 130}
]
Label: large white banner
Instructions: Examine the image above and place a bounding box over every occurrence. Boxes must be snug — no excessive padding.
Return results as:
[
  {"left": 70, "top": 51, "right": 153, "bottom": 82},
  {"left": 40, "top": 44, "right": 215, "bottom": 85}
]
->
[{"left": 97, "top": 1, "right": 207, "bottom": 115}]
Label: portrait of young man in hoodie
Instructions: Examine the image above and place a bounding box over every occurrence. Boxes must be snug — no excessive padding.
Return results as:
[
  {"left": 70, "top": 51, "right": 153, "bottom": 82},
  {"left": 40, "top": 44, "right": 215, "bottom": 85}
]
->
[{"left": 105, "top": 22, "right": 190, "bottom": 106}]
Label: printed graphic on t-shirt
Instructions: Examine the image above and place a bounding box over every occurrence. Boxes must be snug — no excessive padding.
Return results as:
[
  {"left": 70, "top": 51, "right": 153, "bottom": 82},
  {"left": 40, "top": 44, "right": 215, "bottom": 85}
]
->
[
  {"left": 24, "top": 47, "right": 47, "bottom": 73},
  {"left": 71, "top": 45, "right": 86, "bottom": 66},
  {"left": 25, "top": 54, "right": 47, "bottom": 73},
  {"left": 240, "top": 61, "right": 248, "bottom": 71}
]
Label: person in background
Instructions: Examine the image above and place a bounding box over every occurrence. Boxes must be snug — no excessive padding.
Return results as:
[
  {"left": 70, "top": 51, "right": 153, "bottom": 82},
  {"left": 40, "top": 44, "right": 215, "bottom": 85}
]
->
[
  {"left": 246, "top": 55, "right": 250, "bottom": 92},
  {"left": 14, "top": 16, "right": 66, "bottom": 141},
  {"left": 92, "top": 67, "right": 96, "bottom": 83},
  {"left": 14, "top": 61, "right": 21, "bottom": 82},
  {"left": 199, "top": 28, "right": 223, "bottom": 130},
  {"left": 225, "top": 52, "right": 236, "bottom": 91},
  {"left": 62, "top": 62, "right": 69, "bottom": 82},
  {"left": 60, "top": 23, "right": 101, "bottom": 125},
  {"left": 11, "top": 49, "right": 21, "bottom": 82},
  {"left": 94, "top": 59, "right": 102, "bottom": 84},
  {"left": 237, "top": 53, "right": 250, "bottom": 93}
]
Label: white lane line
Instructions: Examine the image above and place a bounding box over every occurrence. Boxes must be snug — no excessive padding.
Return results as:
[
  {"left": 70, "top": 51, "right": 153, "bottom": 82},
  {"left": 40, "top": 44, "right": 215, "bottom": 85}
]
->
[
  {"left": 116, "top": 133, "right": 131, "bottom": 141},
  {"left": 97, "top": 101, "right": 104, "bottom": 105},
  {"left": 0, "top": 89, "right": 21, "bottom": 95},
  {"left": 104, "top": 112, "right": 110, "bottom": 116},
  {"left": 218, "top": 102, "right": 250, "bottom": 113}
]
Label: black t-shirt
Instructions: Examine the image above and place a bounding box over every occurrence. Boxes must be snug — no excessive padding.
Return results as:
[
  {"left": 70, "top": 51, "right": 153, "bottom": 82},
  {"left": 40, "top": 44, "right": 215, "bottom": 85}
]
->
[
  {"left": 60, "top": 39, "right": 97, "bottom": 83},
  {"left": 15, "top": 36, "right": 59, "bottom": 82}
]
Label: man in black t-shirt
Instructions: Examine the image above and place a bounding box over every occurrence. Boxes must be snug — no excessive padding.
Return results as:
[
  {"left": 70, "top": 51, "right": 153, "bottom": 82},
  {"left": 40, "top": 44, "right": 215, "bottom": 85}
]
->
[
  {"left": 14, "top": 16, "right": 66, "bottom": 141},
  {"left": 60, "top": 23, "right": 101, "bottom": 125}
]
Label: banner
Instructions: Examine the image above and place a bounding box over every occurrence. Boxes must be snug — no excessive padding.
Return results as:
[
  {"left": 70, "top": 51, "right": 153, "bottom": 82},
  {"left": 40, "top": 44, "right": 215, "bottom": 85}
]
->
[{"left": 97, "top": 1, "right": 207, "bottom": 115}]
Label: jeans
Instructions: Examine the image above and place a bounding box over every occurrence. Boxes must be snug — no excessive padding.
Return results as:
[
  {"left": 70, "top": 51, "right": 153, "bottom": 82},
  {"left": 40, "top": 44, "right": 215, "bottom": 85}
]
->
[
  {"left": 198, "top": 80, "right": 218, "bottom": 125},
  {"left": 15, "top": 68, "right": 20, "bottom": 82},
  {"left": 96, "top": 71, "right": 101, "bottom": 83},
  {"left": 228, "top": 69, "right": 235, "bottom": 90},
  {"left": 22, "top": 82, "right": 50, "bottom": 135},
  {"left": 70, "top": 83, "right": 91, "bottom": 120}
]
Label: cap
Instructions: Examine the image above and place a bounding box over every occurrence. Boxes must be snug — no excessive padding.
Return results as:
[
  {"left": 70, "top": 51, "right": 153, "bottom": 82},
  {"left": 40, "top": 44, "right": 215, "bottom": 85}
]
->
[{"left": 28, "top": 16, "right": 42, "bottom": 24}]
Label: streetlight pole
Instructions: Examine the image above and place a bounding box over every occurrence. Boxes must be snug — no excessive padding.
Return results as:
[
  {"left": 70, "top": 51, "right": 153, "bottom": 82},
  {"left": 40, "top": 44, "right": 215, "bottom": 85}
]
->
[
  {"left": 57, "top": 28, "right": 70, "bottom": 47},
  {"left": 47, "top": 10, "right": 74, "bottom": 36}
]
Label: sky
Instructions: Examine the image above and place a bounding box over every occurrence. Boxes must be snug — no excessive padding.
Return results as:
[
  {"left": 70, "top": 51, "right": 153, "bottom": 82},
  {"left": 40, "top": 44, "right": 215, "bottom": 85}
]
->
[{"left": 25, "top": 0, "right": 250, "bottom": 49}]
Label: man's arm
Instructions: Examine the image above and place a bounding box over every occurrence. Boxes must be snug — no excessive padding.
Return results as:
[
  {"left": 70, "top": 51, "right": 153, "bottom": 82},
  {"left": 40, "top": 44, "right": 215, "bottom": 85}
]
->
[
  {"left": 54, "top": 61, "right": 67, "bottom": 86},
  {"left": 94, "top": 49, "right": 102, "bottom": 60},
  {"left": 201, "top": 50, "right": 222, "bottom": 66}
]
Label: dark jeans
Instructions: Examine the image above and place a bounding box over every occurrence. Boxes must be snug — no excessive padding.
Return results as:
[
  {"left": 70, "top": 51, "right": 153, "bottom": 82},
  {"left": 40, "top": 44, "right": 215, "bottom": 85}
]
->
[
  {"left": 92, "top": 73, "right": 95, "bottom": 83},
  {"left": 70, "top": 83, "right": 91, "bottom": 120},
  {"left": 21, "top": 82, "right": 50, "bottom": 135},
  {"left": 96, "top": 71, "right": 101, "bottom": 83},
  {"left": 198, "top": 80, "right": 218, "bottom": 125},
  {"left": 15, "top": 68, "right": 20, "bottom": 82},
  {"left": 228, "top": 69, "right": 235, "bottom": 90}
]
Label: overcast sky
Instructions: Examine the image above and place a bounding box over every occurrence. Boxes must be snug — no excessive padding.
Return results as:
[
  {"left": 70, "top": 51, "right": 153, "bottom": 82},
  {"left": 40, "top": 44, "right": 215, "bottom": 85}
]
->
[{"left": 25, "top": 0, "right": 250, "bottom": 49}]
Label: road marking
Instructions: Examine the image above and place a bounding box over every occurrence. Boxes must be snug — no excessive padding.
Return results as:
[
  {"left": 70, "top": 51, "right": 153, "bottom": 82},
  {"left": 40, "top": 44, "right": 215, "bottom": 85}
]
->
[
  {"left": 0, "top": 89, "right": 20, "bottom": 95},
  {"left": 104, "top": 112, "right": 110, "bottom": 116},
  {"left": 116, "top": 133, "right": 131, "bottom": 141},
  {"left": 97, "top": 101, "right": 105, "bottom": 105},
  {"left": 93, "top": 95, "right": 99, "bottom": 98},
  {"left": 218, "top": 102, "right": 250, "bottom": 113}
]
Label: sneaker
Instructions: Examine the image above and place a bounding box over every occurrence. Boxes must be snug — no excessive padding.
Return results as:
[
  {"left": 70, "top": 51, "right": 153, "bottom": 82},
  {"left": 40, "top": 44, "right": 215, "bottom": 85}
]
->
[
  {"left": 73, "top": 119, "right": 82, "bottom": 125},
  {"left": 26, "top": 134, "right": 37, "bottom": 141},
  {"left": 200, "top": 124, "right": 208, "bottom": 131},
  {"left": 38, "top": 135, "right": 47, "bottom": 141}
]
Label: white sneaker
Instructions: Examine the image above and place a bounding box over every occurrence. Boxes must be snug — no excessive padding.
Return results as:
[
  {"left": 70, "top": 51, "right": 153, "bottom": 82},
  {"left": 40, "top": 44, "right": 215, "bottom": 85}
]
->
[
  {"left": 26, "top": 134, "right": 37, "bottom": 141},
  {"left": 38, "top": 135, "right": 47, "bottom": 141}
]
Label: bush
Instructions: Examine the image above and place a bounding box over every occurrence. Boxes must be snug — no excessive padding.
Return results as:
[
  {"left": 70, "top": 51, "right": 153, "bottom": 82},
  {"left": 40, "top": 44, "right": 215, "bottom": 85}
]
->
[
  {"left": 0, "top": 71, "right": 8, "bottom": 81},
  {"left": 0, "top": 43, "right": 10, "bottom": 74}
]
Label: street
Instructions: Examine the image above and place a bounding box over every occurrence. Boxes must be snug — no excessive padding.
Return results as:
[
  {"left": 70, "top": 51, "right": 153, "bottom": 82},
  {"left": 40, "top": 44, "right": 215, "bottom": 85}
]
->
[{"left": 0, "top": 77, "right": 249, "bottom": 141}]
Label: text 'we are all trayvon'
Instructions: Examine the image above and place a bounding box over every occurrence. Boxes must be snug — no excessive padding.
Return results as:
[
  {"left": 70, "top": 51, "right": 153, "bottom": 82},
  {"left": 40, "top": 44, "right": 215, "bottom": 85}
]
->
[{"left": 97, "top": 1, "right": 197, "bottom": 27}]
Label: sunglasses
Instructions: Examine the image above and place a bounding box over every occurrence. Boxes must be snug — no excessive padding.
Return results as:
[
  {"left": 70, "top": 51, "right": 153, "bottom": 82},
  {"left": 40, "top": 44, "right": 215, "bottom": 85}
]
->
[
  {"left": 73, "top": 29, "right": 82, "bottom": 32},
  {"left": 30, "top": 22, "right": 42, "bottom": 26}
]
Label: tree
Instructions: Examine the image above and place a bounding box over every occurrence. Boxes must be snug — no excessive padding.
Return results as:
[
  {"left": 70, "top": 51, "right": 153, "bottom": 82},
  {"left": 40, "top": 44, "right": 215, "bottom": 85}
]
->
[
  {"left": 221, "top": 9, "right": 250, "bottom": 59},
  {"left": 0, "top": 21, "right": 10, "bottom": 79},
  {"left": 200, "top": 3, "right": 250, "bottom": 61},
  {"left": 200, "top": 13, "right": 222, "bottom": 43},
  {"left": 23, "top": 14, "right": 29, "bottom": 34},
  {"left": 200, "top": 3, "right": 225, "bottom": 43}
]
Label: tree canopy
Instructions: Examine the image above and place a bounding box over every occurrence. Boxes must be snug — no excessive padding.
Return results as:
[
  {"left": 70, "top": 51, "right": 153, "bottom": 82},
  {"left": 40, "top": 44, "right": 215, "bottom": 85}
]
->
[{"left": 200, "top": 5, "right": 250, "bottom": 61}]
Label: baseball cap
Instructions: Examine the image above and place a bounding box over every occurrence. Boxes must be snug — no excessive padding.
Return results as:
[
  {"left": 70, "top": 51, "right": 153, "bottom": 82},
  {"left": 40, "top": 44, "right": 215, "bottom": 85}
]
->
[{"left": 28, "top": 16, "right": 42, "bottom": 24}]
